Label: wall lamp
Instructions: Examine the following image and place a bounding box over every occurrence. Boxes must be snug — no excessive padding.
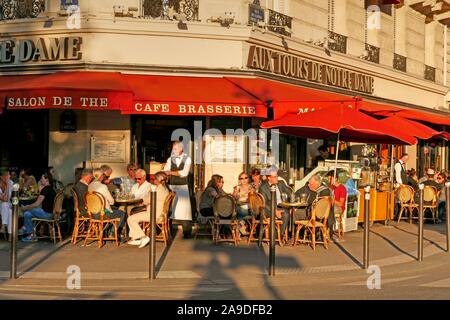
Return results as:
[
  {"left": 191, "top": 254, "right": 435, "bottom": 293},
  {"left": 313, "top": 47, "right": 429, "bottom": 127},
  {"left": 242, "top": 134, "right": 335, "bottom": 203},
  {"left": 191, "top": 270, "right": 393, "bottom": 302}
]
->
[{"left": 207, "top": 12, "right": 235, "bottom": 28}]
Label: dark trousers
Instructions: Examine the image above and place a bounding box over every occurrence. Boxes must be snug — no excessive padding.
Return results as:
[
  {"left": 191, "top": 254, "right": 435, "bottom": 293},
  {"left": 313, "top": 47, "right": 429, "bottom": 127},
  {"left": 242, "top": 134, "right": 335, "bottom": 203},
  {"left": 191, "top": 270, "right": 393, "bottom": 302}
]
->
[{"left": 264, "top": 208, "right": 289, "bottom": 235}]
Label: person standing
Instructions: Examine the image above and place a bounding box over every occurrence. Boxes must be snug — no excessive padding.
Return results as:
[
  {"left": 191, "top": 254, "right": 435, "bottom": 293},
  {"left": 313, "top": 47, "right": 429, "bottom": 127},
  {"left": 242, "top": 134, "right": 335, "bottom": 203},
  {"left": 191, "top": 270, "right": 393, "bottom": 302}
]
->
[
  {"left": 0, "top": 170, "right": 13, "bottom": 239},
  {"left": 164, "top": 141, "right": 192, "bottom": 239},
  {"left": 394, "top": 154, "right": 409, "bottom": 185}
]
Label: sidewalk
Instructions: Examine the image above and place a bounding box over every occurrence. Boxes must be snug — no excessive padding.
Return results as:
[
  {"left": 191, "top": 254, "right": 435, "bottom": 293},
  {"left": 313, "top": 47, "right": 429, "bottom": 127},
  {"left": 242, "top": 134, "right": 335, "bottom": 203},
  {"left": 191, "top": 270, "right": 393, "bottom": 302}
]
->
[{"left": 0, "top": 221, "right": 448, "bottom": 281}]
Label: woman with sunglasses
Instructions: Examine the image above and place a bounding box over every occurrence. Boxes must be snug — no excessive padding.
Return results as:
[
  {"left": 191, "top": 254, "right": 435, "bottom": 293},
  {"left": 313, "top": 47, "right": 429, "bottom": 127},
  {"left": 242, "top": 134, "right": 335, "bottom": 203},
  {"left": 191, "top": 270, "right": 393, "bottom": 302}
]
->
[{"left": 232, "top": 172, "right": 253, "bottom": 236}]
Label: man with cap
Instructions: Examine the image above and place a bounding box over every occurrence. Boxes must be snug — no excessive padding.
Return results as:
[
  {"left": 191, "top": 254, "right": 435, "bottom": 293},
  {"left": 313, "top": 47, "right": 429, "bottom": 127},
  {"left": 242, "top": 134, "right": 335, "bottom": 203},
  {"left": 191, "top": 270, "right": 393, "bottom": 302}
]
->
[{"left": 422, "top": 168, "right": 443, "bottom": 191}]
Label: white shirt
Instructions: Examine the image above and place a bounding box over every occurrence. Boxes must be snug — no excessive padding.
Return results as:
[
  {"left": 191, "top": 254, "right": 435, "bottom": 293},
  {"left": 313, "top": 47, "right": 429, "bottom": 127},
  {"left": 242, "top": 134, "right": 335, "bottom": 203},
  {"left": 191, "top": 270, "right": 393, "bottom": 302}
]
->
[
  {"left": 131, "top": 181, "right": 151, "bottom": 213},
  {"left": 163, "top": 153, "right": 192, "bottom": 178},
  {"left": 88, "top": 180, "right": 114, "bottom": 211},
  {"left": 394, "top": 160, "right": 405, "bottom": 185}
]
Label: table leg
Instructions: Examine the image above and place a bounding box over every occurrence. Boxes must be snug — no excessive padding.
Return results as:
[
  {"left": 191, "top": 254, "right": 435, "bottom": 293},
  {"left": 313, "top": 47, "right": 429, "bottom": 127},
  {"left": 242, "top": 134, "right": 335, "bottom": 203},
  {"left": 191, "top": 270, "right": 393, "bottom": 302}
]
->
[{"left": 290, "top": 208, "right": 294, "bottom": 241}]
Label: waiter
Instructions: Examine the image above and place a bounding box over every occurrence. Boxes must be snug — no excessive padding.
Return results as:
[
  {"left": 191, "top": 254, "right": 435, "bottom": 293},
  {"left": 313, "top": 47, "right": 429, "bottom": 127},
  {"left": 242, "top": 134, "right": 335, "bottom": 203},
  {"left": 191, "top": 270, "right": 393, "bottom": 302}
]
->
[
  {"left": 394, "top": 153, "right": 409, "bottom": 185},
  {"left": 164, "top": 141, "right": 192, "bottom": 239}
]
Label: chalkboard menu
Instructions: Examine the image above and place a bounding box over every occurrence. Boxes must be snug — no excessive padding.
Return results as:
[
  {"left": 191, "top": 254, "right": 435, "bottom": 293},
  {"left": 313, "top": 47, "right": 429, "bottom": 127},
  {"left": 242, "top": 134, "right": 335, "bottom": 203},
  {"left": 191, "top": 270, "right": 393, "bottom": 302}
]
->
[
  {"left": 59, "top": 110, "right": 77, "bottom": 132},
  {"left": 248, "top": 3, "right": 265, "bottom": 25}
]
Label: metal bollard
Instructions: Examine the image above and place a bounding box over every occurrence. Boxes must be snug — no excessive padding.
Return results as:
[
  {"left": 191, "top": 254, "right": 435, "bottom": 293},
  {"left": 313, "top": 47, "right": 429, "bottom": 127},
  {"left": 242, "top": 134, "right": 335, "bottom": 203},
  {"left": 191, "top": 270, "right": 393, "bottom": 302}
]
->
[
  {"left": 269, "top": 185, "right": 276, "bottom": 277},
  {"left": 418, "top": 184, "right": 424, "bottom": 262},
  {"left": 149, "top": 189, "right": 157, "bottom": 281},
  {"left": 445, "top": 182, "right": 450, "bottom": 252},
  {"left": 10, "top": 184, "right": 20, "bottom": 280},
  {"left": 363, "top": 186, "right": 370, "bottom": 269}
]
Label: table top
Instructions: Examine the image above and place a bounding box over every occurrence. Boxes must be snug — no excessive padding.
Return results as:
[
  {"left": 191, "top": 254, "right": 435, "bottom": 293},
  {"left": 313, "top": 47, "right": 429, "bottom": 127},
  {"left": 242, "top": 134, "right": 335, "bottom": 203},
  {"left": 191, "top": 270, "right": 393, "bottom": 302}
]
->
[
  {"left": 19, "top": 195, "right": 38, "bottom": 201},
  {"left": 114, "top": 198, "right": 143, "bottom": 204},
  {"left": 279, "top": 201, "right": 308, "bottom": 208}
]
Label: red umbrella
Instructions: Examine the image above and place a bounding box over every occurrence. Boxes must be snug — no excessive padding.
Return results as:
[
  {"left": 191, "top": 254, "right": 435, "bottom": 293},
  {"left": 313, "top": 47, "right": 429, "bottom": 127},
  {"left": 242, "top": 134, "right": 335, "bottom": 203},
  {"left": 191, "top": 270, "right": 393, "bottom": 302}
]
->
[
  {"left": 261, "top": 103, "right": 417, "bottom": 145},
  {"left": 261, "top": 103, "right": 417, "bottom": 183},
  {"left": 378, "top": 116, "right": 450, "bottom": 141}
]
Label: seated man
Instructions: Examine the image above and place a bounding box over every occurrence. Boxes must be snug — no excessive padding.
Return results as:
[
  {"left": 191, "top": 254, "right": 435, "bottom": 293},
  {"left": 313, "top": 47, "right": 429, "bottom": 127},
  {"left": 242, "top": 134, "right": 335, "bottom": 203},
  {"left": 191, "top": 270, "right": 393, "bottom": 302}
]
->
[
  {"left": 111, "top": 163, "right": 138, "bottom": 195},
  {"left": 72, "top": 168, "right": 93, "bottom": 217},
  {"left": 127, "top": 171, "right": 169, "bottom": 248},
  {"left": 88, "top": 168, "right": 126, "bottom": 239},
  {"left": 18, "top": 173, "right": 56, "bottom": 242},
  {"left": 259, "top": 167, "right": 291, "bottom": 237},
  {"left": 294, "top": 174, "right": 334, "bottom": 229}
]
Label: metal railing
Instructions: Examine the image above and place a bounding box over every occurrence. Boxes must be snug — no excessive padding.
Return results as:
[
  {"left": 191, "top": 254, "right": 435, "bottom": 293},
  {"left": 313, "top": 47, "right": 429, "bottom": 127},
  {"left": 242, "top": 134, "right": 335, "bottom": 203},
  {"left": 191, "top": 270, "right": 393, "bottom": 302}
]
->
[
  {"left": 393, "top": 53, "right": 407, "bottom": 72},
  {"left": 142, "top": 0, "right": 199, "bottom": 21},
  {"left": 328, "top": 31, "right": 347, "bottom": 54},
  {"left": 267, "top": 9, "right": 292, "bottom": 37},
  {"left": 0, "top": 0, "right": 45, "bottom": 21},
  {"left": 364, "top": 43, "right": 380, "bottom": 64},
  {"left": 424, "top": 65, "right": 436, "bottom": 82}
]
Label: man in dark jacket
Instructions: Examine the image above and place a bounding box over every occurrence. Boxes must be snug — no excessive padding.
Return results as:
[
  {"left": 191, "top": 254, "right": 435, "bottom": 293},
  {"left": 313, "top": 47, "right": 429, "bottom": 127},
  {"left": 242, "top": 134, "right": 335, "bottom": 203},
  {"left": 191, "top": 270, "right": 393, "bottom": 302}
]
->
[
  {"left": 72, "top": 168, "right": 93, "bottom": 217},
  {"left": 259, "top": 167, "right": 291, "bottom": 236}
]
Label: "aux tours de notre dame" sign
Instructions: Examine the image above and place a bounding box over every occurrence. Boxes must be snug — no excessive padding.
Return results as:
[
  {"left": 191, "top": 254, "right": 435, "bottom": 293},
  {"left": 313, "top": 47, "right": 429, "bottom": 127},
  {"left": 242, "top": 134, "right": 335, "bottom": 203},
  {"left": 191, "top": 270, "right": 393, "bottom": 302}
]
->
[
  {"left": 0, "top": 36, "right": 82, "bottom": 64},
  {"left": 247, "top": 45, "right": 374, "bottom": 94}
]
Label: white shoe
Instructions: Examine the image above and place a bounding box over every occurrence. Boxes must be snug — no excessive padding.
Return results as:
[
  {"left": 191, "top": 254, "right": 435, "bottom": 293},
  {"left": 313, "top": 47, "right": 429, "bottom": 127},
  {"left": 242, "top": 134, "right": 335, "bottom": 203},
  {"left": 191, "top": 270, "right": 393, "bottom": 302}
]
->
[
  {"left": 127, "top": 239, "right": 141, "bottom": 246},
  {"left": 139, "top": 237, "right": 150, "bottom": 248}
]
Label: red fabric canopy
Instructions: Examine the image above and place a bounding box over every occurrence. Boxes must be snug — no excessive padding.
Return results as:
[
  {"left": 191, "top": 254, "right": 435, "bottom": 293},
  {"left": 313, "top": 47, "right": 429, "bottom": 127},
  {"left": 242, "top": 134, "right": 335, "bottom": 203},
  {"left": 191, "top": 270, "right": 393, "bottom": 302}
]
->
[
  {"left": 261, "top": 104, "right": 417, "bottom": 145},
  {"left": 379, "top": 116, "right": 450, "bottom": 141},
  {"left": 0, "top": 71, "right": 133, "bottom": 111},
  {"left": 121, "top": 75, "right": 266, "bottom": 117}
]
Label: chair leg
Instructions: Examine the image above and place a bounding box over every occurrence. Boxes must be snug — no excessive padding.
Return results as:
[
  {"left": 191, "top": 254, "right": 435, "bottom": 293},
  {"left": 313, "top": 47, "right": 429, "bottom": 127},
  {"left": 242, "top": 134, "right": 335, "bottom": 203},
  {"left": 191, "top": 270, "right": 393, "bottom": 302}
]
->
[
  {"left": 83, "top": 223, "right": 93, "bottom": 247},
  {"left": 311, "top": 227, "right": 316, "bottom": 251},
  {"left": 98, "top": 224, "right": 104, "bottom": 248},
  {"left": 114, "top": 223, "right": 119, "bottom": 246},
  {"left": 52, "top": 223, "right": 56, "bottom": 244},
  {"left": 72, "top": 219, "right": 78, "bottom": 244}
]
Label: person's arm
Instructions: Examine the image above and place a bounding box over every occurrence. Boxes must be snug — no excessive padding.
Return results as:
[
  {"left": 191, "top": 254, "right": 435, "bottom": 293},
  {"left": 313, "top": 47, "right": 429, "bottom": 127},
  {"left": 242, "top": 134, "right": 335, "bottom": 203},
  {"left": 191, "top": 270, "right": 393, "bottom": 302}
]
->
[
  {"left": 102, "top": 185, "right": 115, "bottom": 205},
  {"left": 395, "top": 163, "right": 402, "bottom": 184},
  {"left": 21, "top": 195, "right": 45, "bottom": 211},
  {"left": 163, "top": 158, "right": 171, "bottom": 172}
]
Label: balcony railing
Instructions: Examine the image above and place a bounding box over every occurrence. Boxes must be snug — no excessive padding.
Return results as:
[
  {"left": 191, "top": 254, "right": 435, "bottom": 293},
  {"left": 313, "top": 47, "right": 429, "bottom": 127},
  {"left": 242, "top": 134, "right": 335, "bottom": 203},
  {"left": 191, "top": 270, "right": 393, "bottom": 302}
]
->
[
  {"left": 0, "top": 0, "right": 45, "bottom": 21},
  {"left": 393, "top": 53, "right": 407, "bottom": 72},
  {"left": 364, "top": 43, "right": 380, "bottom": 64},
  {"left": 424, "top": 65, "right": 436, "bottom": 82},
  {"left": 142, "top": 0, "right": 199, "bottom": 21},
  {"left": 328, "top": 31, "right": 347, "bottom": 54},
  {"left": 268, "top": 9, "right": 292, "bottom": 37}
]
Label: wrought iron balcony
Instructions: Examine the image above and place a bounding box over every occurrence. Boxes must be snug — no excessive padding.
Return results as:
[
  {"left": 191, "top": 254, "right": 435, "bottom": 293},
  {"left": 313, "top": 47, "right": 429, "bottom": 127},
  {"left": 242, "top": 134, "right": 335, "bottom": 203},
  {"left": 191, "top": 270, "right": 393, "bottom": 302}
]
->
[
  {"left": 0, "top": 0, "right": 45, "bottom": 20},
  {"left": 143, "top": 0, "right": 199, "bottom": 21},
  {"left": 267, "top": 9, "right": 292, "bottom": 37},
  {"left": 424, "top": 65, "right": 436, "bottom": 82},
  {"left": 363, "top": 43, "right": 380, "bottom": 64},
  {"left": 328, "top": 31, "right": 347, "bottom": 54},
  {"left": 393, "top": 53, "right": 407, "bottom": 72}
]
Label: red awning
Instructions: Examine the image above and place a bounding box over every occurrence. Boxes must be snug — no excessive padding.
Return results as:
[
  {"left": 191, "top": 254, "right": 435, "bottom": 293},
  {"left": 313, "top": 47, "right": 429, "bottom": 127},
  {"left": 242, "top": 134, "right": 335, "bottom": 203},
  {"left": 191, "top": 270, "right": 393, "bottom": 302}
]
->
[
  {"left": 225, "top": 77, "right": 349, "bottom": 119},
  {"left": 121, "top": 75, "right": 266, "bottom": 117},
  {"left": 0, "top": 71, "right": 134, "bottom": 111},
  {"left": 261, "top": 104, "right": 417, "bottom": 145}
]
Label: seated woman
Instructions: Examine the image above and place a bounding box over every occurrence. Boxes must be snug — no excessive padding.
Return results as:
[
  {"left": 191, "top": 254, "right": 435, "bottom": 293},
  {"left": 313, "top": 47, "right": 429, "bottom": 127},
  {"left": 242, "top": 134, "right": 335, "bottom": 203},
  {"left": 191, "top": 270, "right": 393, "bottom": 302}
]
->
[
  {"left": 199, "top": 174, "right": 224, "bottom": 217},
  {"left": 0, "top": 170, "right": 13, "bottom": 239},
  {"left": 19, "top": 168, "right": 38, "bottom": 195},
  {"left": 127, "top": 171, "right": 169, "bottom": 248},
  {"left": 18, "top": 173, "right": 56, "bottom": 242},
  {"left": 232, "top": 172, "right": 253, "bottom": 235}
]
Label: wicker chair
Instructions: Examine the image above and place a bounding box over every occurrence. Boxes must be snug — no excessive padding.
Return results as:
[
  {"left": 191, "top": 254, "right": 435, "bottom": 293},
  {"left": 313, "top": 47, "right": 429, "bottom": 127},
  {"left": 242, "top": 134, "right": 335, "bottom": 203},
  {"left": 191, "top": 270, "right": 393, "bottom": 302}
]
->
[
  {"left": 294, "top": 196, "right": 332, "bottom": 250},
  {"left": 396, "top": 185, "right": 417, "bottom": 224},
  {"left": 423, "top": 186, "right": 438, "bottom": 224},
  {"left": 70, "top": 189, "right": 90, "bottom": 244},
  {"left": 142, "top": 191, "right": 175, "bottom": 246},
  {"left": 83, "top": 191, "right": 121, "bottom": 248},
  {"left": 31, "top": 190, "right": 64, "bottom": 243},
  {"left": 247, "top": 191, "right": 285, "bottom": 246},
  {"left": 192, "top": 189, "right": 215, "bottom": 240},
  {"left": 213, "top": 194, "right": 239, "bottom": 245}
]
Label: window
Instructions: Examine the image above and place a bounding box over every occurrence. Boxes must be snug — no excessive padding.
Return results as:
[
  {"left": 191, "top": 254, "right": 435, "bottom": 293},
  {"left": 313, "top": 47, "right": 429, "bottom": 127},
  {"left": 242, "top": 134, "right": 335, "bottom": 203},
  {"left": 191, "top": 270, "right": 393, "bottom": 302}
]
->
[
  {"left": 364, "top": 0, "right": 392, "bottom": 16},
  {"left": 273, "top": 0, "right": 288, "bottom": 15}
]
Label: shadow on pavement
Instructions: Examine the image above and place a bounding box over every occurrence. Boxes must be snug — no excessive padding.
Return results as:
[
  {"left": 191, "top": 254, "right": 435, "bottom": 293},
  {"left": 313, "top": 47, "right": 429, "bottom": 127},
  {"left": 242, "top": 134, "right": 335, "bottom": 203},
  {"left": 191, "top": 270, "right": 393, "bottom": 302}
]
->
[
  {"left": 332, "top": 238, "right": 363, "bottom": 269},
  {"left": 369, "top": 229, "right": 416, "bottom": 260},
  {"left": 393, "top": 224, "right": 446, "bottom": 252}
]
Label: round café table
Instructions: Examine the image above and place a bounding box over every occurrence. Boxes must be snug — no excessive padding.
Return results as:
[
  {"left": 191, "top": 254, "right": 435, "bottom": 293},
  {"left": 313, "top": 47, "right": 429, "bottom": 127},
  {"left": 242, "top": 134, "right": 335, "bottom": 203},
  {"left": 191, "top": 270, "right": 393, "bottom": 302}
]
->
[
  {"left": 279, "top": 201, "right": 308, "bottom": 242},
  {"left": 114, "top": 198, "right": 143, "bottom": 239}
]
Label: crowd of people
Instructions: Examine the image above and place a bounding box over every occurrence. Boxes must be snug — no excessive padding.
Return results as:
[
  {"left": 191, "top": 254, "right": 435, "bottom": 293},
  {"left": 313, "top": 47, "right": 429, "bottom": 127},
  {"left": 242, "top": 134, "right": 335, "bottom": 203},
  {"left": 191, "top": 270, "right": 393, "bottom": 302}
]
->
[
  {"left": 198, "top": 166, "right": 345, "bottom": 242},
  {"left": 395, "top": 153, "right": 449, "bottom": 222}
]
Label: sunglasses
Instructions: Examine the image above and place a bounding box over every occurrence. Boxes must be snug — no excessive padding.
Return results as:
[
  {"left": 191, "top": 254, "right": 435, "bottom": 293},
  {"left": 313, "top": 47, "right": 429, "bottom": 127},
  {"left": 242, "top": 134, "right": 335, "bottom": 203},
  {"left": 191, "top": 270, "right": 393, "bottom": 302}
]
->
[
  {"left": 129, "top": 168, "right": 137, "bottom": 171},
  {"left": 135, "top": 177, "right": 145, "bottom": 181},
  {"left": 239, "top": 176, "right": 248, "bottom": 180}
]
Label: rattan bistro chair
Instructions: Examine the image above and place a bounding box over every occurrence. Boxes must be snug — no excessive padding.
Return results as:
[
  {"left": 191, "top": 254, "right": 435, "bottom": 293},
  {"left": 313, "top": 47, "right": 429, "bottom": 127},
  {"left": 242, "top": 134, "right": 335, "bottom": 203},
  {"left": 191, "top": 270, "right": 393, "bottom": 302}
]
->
[
  {"left": 70, "top": 189, "right": 90, "bottom": 244},
  {"left": 193, "top": 189, "right": 215, "bottom": 240},
  {"left": 32, "top": 190, "right": 65, "bottom": 244},
  {"left": 294, "top": 196, "right": 332, "bottom": 250},
  {"left": 423, "top": 185, "right": 439, "bottom": 224},
  {"left": 247, "top": 191, "right": 285, "bottom": 246},
  {"left": 83, "top": 191, "right": 121, "bottom": 248},
  {"left": 213, "top": 194, "right": 239, "bottom": 245},
  {"left": 142, "top": 191, "right": 175, "bottom": 246},
  {"left": 396, "top": 185, "right": 418, "bottom": 224}
]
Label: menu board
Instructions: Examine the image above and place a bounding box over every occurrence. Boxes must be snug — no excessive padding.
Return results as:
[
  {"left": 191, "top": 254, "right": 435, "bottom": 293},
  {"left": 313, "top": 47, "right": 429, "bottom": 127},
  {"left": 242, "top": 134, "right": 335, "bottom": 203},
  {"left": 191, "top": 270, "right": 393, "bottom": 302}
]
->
[
  {"left": 90, "top": 135, "right": 126, "bottom": 163},
  {"left": 205, "top": 135, "right": 244, "bottom": 164}
]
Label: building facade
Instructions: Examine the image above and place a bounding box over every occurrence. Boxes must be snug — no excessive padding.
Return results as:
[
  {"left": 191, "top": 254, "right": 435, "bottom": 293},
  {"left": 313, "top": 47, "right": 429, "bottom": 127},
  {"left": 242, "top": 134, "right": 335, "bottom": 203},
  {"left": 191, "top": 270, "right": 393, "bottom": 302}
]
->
[{"left": 0, "top": 0, "right": 449, "bottom": 189}]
